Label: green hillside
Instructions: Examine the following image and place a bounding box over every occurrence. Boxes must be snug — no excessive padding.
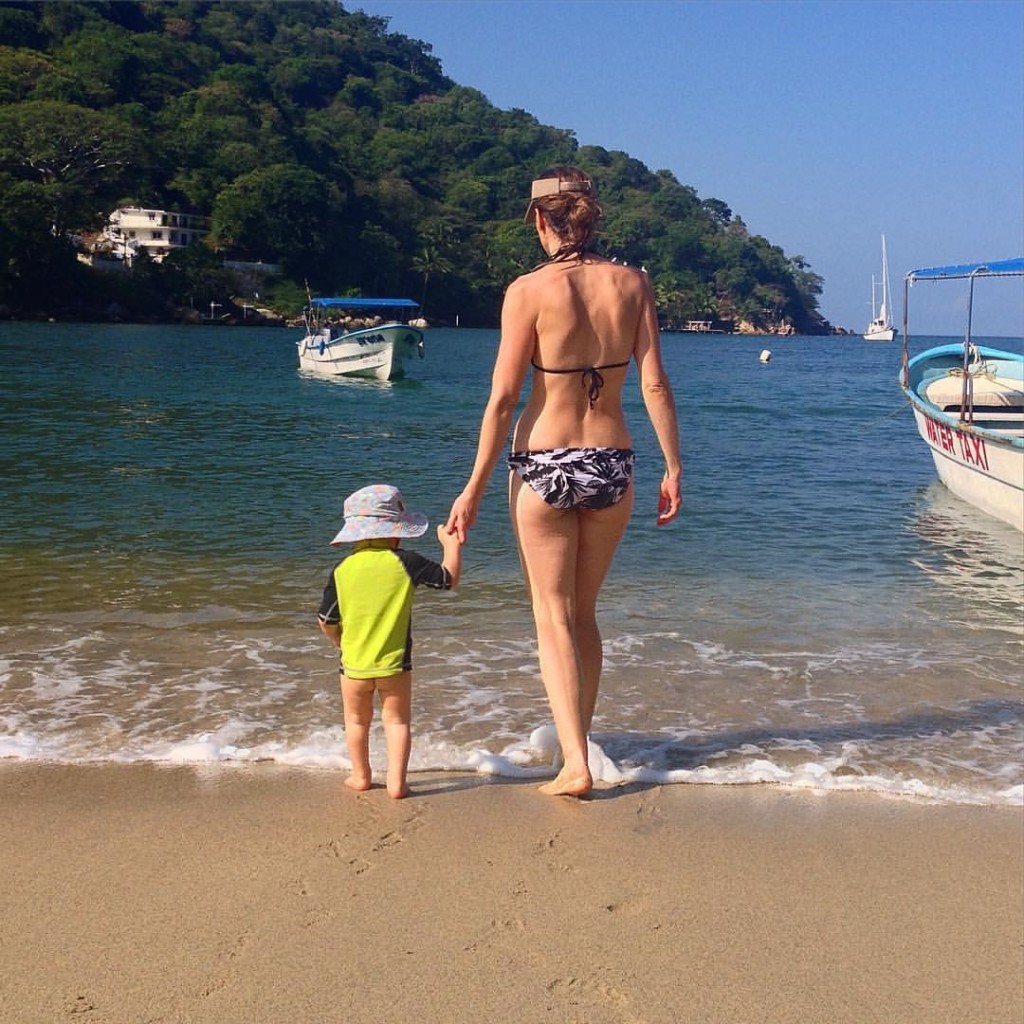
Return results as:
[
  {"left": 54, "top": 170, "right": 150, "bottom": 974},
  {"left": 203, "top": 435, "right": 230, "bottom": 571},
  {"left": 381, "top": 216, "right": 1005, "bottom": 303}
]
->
[{"left": 0, "top": 0, "right": 830, "bottom": 332}]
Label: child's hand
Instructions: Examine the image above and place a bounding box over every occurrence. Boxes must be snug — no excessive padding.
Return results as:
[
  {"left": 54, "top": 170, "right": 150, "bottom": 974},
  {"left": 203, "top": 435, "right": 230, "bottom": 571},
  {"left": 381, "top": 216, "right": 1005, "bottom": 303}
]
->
[
  {"left": 437, "top": 523, "right": 463, "bottom": 547},
  {"left": 437, "top": 523, "right": 463, "bottom": 588}
]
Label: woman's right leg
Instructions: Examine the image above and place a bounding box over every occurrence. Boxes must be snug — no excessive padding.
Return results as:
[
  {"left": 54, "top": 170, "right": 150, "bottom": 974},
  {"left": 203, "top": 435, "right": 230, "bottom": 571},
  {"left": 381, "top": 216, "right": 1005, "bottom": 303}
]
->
[{"left": 510, "top": 475, "right": 592, "bottom": 796}]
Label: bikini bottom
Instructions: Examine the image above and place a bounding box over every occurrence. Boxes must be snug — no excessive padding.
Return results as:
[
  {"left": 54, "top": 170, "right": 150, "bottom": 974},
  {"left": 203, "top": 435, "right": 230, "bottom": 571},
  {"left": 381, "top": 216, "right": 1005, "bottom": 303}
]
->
[{"left": 508, "top": 446, "right": 635, "bottom": 511}]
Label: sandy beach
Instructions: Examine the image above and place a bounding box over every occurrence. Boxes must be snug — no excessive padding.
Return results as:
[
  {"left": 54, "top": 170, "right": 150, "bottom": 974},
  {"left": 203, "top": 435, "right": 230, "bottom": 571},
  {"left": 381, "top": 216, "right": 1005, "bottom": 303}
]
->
[{"left": 1, "top": 764, "right": 1020, "bottom": 1024}]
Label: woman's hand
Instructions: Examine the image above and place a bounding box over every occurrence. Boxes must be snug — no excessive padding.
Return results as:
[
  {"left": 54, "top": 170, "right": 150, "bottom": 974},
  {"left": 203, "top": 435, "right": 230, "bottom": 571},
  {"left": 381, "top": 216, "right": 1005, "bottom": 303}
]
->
[
  {"left": 445, "top": 490, "right": 479, "bottom": 544},
  {"left": 656, "top": 474, "right": 682, "bottom": 526}
]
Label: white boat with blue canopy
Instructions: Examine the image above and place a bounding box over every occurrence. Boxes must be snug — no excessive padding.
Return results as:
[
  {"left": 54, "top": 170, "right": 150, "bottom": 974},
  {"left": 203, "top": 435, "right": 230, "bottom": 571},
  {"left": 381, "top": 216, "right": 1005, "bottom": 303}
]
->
[
  {"left": 899, "top": 258, "right": 1024, "bottom": 530},
  {"left": 298, "top": 297, "right": 425, "bottom": 380}
]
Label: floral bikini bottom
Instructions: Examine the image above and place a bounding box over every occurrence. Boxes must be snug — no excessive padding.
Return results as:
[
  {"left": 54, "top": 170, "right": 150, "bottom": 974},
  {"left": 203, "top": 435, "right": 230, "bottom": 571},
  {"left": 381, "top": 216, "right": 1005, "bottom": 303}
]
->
[{"left": 508, "top": 446, "right": 635, "bottom": 511}]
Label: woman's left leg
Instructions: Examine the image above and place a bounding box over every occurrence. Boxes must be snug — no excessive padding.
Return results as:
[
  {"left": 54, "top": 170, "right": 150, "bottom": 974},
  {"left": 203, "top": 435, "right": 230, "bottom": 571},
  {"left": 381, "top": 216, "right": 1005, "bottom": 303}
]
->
[
  {"left": 511, "top": 475, "right": 592, "bottom": 795},
  {"left": 574, "top": 485, "right": 634, "bottom": 732}
]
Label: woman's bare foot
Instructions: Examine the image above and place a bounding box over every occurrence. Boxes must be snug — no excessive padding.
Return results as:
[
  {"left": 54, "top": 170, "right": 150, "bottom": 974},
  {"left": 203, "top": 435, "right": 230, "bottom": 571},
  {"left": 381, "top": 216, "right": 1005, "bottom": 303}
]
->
[
  {"left": 344, "top": 774, "right": 372, "bottom": 792},
  {"left": 539, "top": 766, "right": 592, "bottom": 797},
  {"left": 386, "top": 779, "right": 410, "bottom": 800}
]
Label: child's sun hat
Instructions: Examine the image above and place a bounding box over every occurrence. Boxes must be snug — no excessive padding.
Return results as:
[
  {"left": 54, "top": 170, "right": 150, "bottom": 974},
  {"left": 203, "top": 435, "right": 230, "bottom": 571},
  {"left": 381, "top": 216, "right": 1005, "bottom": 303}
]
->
[{"left": 331, "top": 484, "right": 428, "bottom": 546}]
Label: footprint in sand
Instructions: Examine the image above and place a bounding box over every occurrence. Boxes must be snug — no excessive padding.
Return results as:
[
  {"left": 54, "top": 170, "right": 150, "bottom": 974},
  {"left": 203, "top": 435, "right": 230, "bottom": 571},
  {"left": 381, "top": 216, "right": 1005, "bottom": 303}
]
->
[
  {"left": 303, "top": 905, "right": 335, "bottom": 928},
  {"left": 371, "top": 803, "right": 426, "bottom": 851},
  {"left": 285, "top": 877, "right": 336, "bottom": 928},
  {"left": 601, "top": 889, "right": 653, "bottom": 918},
  {"left": 546, "top": 974, "right": 639, "bottom": 1020},
  {"left": 532, "top": 830, "right": 575, "bottom": 874},
  {"left": 632, "top": 787, "right": 665, "bottom": 835},
  {"left": 316, "top": 836, "right": 350, "bottom": 858},
  {"left": 533, "top": 831, "right": 563, "bottom": 855}
]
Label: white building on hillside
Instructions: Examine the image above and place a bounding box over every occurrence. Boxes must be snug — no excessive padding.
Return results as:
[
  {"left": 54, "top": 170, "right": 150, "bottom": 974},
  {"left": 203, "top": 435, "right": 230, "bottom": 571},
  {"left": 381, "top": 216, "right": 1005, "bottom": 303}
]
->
[{"left": 103, "top": 207, "right": 208, "bottom": 264}]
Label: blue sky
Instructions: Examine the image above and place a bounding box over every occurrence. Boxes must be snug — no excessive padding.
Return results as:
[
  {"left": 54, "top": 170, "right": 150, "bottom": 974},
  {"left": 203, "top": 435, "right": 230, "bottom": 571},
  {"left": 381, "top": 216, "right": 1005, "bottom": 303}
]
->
[{"left": 352, "top": 0, "right": 1024, "bottom": 337}]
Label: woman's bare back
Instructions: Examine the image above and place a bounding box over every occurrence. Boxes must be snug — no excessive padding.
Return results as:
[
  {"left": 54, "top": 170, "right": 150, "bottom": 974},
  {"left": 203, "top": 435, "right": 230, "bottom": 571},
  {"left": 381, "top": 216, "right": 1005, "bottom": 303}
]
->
[{"left": 511, "top": 257, "right": 649, "bottom": 451}]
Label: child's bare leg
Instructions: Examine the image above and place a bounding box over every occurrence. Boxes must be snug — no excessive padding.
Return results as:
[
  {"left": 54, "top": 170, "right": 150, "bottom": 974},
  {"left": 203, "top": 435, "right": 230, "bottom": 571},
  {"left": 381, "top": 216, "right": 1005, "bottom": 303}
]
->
[
  {"left": 340, "top": 674, "right": 375, "bottom": 791},
  {"left": 377, "top": 672, "right": 412, "bottom": 799}
]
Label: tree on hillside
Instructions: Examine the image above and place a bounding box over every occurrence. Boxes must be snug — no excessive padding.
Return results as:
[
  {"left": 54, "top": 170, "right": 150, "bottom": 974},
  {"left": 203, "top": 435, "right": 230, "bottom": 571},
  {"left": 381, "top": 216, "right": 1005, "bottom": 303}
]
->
[
  {"left": 0, "top": 100, "right": 137, "bottom": 235},
  {"left": 0, "top": 0, "right": 831, "bottom": 331},
  {"left": 411, "top": 227, "right": 455, "bottom": 316},
  {"left": 209, "top": 163, "right": 344, "bottom": 286}
]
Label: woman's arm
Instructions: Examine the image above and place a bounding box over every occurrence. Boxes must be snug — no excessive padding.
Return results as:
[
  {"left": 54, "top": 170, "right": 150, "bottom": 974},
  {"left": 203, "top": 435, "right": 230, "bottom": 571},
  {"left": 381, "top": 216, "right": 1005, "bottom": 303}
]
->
[
  {"left": 633, "top": 275, "right": 683, "bottom": 525},
  {"left": 446, "top": 279, "right": 536, "bottom": 542}
]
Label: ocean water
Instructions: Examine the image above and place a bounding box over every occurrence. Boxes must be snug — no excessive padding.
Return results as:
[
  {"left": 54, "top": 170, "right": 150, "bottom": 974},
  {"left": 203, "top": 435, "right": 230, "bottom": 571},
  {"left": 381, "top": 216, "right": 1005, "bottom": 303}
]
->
[{"left": 1, "top": 321, "right": 1021, "bottom": 805}]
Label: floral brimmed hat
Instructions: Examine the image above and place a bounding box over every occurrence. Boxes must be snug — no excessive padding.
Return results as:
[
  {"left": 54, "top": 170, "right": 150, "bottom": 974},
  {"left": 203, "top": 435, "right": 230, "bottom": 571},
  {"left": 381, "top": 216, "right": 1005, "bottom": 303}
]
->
[{"left": 331, "top": 484, "right": 428, "bottom": 546}]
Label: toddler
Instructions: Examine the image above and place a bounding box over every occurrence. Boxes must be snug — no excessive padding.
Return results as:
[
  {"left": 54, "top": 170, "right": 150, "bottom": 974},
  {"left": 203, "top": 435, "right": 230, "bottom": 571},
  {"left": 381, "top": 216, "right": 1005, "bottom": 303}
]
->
[{"left": 318, "top": 484, "right": 461, "bottom": 798}]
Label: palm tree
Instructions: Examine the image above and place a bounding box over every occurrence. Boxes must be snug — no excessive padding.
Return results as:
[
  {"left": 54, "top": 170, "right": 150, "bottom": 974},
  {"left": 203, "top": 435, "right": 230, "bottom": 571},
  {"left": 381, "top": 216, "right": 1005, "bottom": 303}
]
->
[{"left": 411, "top": 244, "right": 453, "bottom": 317}]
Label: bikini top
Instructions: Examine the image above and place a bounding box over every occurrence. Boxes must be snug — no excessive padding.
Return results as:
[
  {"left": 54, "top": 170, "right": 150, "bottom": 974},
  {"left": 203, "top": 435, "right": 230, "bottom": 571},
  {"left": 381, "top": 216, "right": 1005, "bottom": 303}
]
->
[{"left": 531, "top": 357, "right": 630, "bottom": 408}]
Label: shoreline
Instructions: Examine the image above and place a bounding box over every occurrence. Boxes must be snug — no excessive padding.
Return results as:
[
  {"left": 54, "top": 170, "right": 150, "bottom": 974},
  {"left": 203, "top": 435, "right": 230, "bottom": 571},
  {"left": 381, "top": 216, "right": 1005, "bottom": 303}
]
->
[{"left": 3, "top": 761, "right": 1021, "bottom": 1024}]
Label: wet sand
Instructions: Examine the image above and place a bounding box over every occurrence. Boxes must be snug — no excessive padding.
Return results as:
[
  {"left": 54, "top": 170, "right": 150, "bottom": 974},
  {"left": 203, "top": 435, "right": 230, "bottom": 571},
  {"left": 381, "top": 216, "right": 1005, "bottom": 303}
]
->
[{"left": 2, "top": 762, "right": 1021, "bottom": 1024}]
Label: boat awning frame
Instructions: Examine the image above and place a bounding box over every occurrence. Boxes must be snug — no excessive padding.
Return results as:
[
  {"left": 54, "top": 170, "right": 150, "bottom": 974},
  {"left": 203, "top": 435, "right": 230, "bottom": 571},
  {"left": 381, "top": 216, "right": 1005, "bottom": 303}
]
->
[
  {"left": 905, "top": 258, "right": 1024, "bottom": 283},
  {"left": 308, "top": 297, "right": 419, "bottom": 310},
  {"left": 900, "top": 257, "right": 1024, "bottom": 388}
]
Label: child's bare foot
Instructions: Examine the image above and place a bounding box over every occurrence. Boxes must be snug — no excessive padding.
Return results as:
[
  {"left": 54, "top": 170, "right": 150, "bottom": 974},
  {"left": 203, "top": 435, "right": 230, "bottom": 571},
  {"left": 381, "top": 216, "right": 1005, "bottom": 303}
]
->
[
  {"left": 344, "top": 774, "right": 372, "bottom": 792},
  {"left": 539, "top": 766, "right": 592, "bottom": 797},
  {"left": 386, "top": 765, "right": 409, "bottom": 798}
]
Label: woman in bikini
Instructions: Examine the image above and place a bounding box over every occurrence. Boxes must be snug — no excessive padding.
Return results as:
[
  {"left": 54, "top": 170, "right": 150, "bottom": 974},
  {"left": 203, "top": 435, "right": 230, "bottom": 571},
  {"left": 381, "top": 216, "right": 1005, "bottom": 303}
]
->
[{"left": 446, "top": 166, "right": 683, "bottom": 796}]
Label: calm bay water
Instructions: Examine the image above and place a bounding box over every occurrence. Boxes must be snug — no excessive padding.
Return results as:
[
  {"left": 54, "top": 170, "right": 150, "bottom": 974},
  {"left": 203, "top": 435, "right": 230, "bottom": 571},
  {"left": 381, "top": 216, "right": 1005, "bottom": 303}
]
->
[{"left": 1, "top": 321, "right": 1021, "bottom": 804}]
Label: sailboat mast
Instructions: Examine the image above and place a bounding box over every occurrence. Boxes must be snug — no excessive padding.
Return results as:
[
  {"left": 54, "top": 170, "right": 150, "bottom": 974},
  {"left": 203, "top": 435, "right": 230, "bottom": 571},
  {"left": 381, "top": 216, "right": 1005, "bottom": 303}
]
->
[{"left": 880, "top": 235, "right": 891, "bottom": 319}]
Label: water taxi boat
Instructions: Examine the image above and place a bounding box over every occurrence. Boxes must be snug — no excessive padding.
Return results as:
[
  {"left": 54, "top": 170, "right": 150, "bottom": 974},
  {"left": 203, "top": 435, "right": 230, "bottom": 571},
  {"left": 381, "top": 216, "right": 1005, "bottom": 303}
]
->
[
  {"left": 298, "top": 297, "right": 424, "bottom": 380},
  {"left": 899, "top": 258, "right": 1024, "bottom": 530}
]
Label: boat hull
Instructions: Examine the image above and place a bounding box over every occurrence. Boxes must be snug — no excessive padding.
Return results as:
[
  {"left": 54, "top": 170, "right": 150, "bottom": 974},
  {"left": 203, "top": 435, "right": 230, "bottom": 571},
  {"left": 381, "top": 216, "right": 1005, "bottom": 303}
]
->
[
  {"left": 297, "top": 323, "right": 424, "bottom": 381},
  {"left": 901, "top": 345, "right": 1024, "bottom": 530},
  {"left": 864, "top": 324, "right": 897, "bottom": 342}
]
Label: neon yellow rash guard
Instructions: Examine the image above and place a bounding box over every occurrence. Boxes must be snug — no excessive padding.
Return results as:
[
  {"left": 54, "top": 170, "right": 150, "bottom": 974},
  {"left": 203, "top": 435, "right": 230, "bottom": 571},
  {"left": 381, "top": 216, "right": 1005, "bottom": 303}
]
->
[{"left": 317, "top": 544, "right": 451, "bottom": 679}]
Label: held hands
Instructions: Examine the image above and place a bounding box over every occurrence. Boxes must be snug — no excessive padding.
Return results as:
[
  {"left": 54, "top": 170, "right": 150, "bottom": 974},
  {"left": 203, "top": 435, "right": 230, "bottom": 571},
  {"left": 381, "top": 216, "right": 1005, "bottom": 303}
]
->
[
  {"left": 444, "top": 490, "right": 478, "bottom": 544},
  {"left": 656, "top": 473, "right": 682, "bottom": 526},
  {"left": 436, "top": 523, "right": 463, "bottom": 549}
]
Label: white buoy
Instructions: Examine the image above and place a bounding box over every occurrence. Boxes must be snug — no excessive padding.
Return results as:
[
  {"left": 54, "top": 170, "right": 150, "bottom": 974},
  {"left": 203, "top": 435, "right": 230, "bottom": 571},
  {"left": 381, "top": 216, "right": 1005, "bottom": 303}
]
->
[{"left": 759, "top": 349, "right": 772, "bottom": 363}]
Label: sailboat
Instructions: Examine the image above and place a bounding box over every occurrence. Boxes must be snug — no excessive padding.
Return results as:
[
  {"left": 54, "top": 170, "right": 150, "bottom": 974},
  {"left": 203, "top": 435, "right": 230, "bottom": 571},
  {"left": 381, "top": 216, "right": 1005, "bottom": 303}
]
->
[{"left": 864, "top": 235, "right": 898, "bottom": 342}]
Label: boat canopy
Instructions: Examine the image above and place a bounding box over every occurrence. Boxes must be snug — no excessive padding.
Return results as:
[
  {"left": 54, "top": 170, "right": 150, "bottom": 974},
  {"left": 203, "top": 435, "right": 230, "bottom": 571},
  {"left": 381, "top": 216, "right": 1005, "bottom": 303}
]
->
[
  {"left": 900, "top": 257, "right": 1024, "bottom": 386},
  {"left": 309, "top": 297, "right": 419, "bottom": 309},
  {"left": 906, "top": 258, "right": 1024, "bottom": 283}
]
